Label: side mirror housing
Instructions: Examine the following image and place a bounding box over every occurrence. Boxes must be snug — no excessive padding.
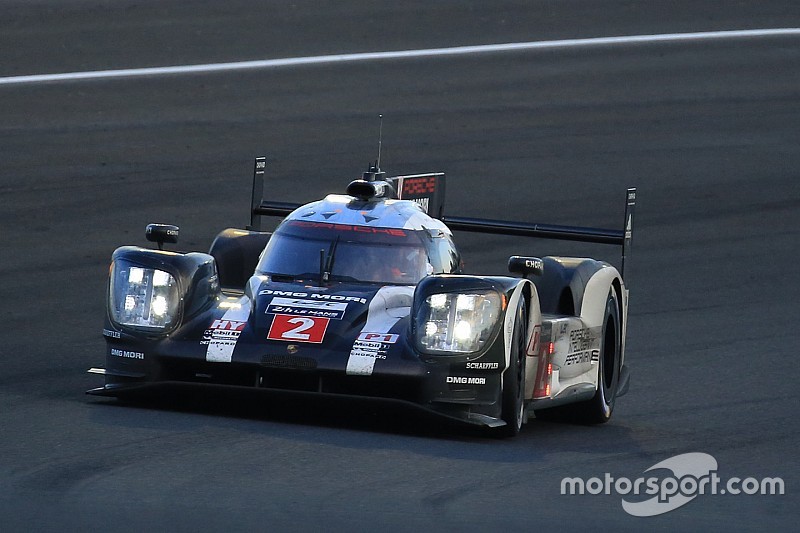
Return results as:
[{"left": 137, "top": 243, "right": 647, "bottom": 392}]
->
[
  {"left": 146, "top": 224, "right": 179, "bottom": 250},
  {"left": 508, "top": 256, "right": 543, "bottom": 278}
]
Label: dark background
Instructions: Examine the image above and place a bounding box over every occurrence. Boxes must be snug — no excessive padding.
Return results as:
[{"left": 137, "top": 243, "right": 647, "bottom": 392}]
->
[{"left": 1, "top": 1, "right": 798, "bottom": 530}]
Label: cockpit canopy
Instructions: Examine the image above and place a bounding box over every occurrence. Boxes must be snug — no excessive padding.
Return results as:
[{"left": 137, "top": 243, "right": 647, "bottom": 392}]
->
[{"left": 256, "top": 220, "right": 461, "bottom": 285}]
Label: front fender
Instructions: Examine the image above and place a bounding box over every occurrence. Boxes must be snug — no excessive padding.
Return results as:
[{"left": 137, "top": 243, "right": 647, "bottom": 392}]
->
[
  {"left": 108, "top": 246, "right": 220, "bottom": 334},
  {"left": 411, "top": 274, "right": 541, "bottom": 373}
]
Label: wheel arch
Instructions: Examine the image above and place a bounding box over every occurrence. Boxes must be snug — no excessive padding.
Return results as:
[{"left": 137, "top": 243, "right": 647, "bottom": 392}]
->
[
  {"left": 579, "top": 266, "right": 625, "bottom": 397},
  {"left": 579, "top": 265, "right": 623, "bottom": 329}
]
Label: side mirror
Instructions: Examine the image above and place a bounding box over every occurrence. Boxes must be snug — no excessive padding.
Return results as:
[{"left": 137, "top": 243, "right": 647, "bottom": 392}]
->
[
  {"left": 508, "top": 256, "right": 543, "bottom": 278},
  {"left": 146, "top": 224, "right": 179, "bottom": 250}
]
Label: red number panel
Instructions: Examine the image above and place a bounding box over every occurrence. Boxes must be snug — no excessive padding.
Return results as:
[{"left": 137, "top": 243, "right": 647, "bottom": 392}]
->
[{"left": 267, "top": 314, "right": 330, "bottom": 343}]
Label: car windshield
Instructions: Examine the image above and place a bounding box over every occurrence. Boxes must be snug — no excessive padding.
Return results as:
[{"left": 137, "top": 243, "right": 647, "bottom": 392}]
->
[{"left": 257, "top": 220, "right": 433, "bottom": 285}]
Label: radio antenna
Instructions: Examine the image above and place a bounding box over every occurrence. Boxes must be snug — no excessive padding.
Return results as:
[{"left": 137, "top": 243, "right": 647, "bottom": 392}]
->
[{"left": 377, "top": 114, "right": 383, "bottom": 169}]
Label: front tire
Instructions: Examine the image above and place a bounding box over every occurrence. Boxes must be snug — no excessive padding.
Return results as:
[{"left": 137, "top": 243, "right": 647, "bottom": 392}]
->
[{"left": 497, "top": 301, "right": 527, "bottom": 437}]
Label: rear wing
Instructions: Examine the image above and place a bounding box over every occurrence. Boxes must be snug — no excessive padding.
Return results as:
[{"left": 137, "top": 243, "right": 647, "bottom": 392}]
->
[
  {"left": 247, "top": 157, "right": 636, "bottom": 278},
  {"left": 444, "top": 188, "right": 637, "bottom": 277}
]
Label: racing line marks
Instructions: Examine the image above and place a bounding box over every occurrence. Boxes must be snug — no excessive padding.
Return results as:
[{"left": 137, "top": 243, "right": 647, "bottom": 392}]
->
[{"left": 1, "top": 28, "right": 798, "bottom": 86}]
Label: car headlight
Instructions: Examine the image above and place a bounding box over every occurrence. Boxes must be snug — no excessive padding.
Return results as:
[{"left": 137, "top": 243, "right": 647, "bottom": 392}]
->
[
  {"left": 416, "top": 291, "right": 502, "bottom": 354},
  {"left": 109, "top": 260, "right": 181, "bottom": 332}
]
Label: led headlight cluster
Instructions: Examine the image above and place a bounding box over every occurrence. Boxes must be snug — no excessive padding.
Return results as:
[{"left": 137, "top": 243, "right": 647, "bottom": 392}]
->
[
  {"left": 109, "top": 260, "right": 180, "bottom": 331},
  {"left": 417, "top": 291, "right": 502, "bottom": 353}
]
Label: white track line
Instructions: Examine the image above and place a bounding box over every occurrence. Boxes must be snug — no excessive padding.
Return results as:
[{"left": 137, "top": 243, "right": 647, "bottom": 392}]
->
[{"left": 1, "top": 28, "right": 798, "bottom": 86}]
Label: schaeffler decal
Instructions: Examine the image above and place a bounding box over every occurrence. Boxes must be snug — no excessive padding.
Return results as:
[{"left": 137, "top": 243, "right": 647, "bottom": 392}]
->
[
  {"left": 466, "top": 362, "right": 499, "bottom": 369},
  {"left": 266, "top": 297, "right": 348, "bottom": 320},
  {"left": 267, "top": 314, "right": 330, "bottom": 343},
  {"left": 103, "top": 328, "right": 122, "bottom": 339}
]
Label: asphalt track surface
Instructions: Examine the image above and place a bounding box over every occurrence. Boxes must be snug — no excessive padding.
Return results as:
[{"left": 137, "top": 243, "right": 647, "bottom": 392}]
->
[{"left": 1, "top": 1, "right": 799, "bottom": 531}]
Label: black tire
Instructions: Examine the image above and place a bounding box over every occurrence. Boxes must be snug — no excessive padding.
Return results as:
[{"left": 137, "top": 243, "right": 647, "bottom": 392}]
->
[
  {"left": 497, "top": 300, "right": 527, "bottom": 437},
  {"left": 580, "top": 289, "right": 621, "bottom": 423},
  {"left": 534, "top": 290, "right": 621, "bottom": 424}
]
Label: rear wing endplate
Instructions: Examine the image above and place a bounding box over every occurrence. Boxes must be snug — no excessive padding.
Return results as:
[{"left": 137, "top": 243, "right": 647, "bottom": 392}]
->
[{"left": 247, "top": 157, "right": 636, "bottom": 278}]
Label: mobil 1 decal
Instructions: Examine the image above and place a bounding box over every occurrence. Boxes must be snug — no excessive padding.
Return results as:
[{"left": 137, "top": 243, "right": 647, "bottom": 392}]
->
[
  {"left": 202, "top": 319, "right": 246, "bottom": 345},
  {"left": 205, "top": 296, "right": 251, "bottom": 363},
  {"left": 348, "top": 332, "right": 399, "bottom": 361},
  {"left": 345, "top": 332, "right": 400, "bottom": 376}
]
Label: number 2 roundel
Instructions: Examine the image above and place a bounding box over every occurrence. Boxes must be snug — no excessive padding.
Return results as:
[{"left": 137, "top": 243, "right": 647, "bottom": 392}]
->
[{"left": 267, "top": 314, "right": 329, "bottom": 343}]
